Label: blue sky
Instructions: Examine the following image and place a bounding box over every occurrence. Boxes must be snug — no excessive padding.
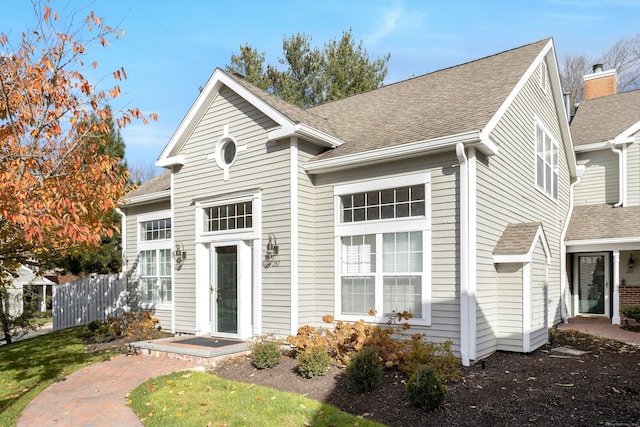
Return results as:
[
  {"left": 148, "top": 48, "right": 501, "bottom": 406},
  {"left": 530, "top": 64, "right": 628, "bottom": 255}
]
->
[{"left": 2, "top": 0, "right": 640, "bottom": 171}]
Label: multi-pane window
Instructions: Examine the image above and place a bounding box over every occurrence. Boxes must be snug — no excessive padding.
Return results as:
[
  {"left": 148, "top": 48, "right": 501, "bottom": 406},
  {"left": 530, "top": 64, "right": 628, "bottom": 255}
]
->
[
  {"left": 204, "top": 201, "right": 252, "bottom": 232},
  {"left": 140, "top": 248, "right": 172, "bottom": 305},
  {"left": 340, "top": 232, "right": 423, "bottom": 318},
  {"left": 340, "top": 185, "right": 425, "bottom": 223},
  {"left": 336, "top": 179, "right": 428, "bottom": 322},
  {"left": 141, "top": 218, "right": 171, "bottom": 241},
  {"left": 536, "top": 124, "right": 558, "bottom": 200}
]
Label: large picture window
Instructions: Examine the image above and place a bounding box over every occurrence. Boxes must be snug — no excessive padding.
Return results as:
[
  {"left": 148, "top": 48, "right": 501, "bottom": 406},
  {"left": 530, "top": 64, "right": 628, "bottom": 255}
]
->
[
  {"left": 536, "top": 123, "right": 558, "bottom": 200},
  {"left": 335, "top": 174, "right": 430, "bottom": 324},
  {"left": 138, "top": 214, "right": 172, "bottom": 306}
]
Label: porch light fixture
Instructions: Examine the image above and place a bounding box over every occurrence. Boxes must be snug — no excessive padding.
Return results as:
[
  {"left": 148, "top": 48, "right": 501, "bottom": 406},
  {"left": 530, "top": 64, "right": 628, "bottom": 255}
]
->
[
  {"left": 263, "top": 233, "right": 279, "bottom": 268},
  {"left": 174, "top": 241, "right": 187, "bottom": 270},
  {"left": 628, "top": 253, "right": 635, "bottom": 270}
]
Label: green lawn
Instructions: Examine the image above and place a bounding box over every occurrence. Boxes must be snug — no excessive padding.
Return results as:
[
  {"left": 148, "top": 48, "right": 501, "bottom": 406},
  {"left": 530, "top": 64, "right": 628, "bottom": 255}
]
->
[
  {"left": 0, "top": 326, "right": 117, "bottom": 427},
  {"left": 129, "top": 370, "right": 387, "bottom": 427}
]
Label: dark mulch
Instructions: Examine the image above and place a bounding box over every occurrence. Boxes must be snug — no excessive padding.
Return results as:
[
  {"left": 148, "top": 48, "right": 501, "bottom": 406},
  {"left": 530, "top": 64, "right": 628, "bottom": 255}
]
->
[{"left": 211, "top": 329, "right": 640, "bottom": 427}]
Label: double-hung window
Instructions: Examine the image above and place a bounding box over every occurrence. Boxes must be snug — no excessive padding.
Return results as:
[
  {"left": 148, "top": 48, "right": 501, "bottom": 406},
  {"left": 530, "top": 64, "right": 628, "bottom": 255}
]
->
[
  {"left": 335, "top": 173, "right": 431, "bottom": 325},
  {"left": 138, "top": 212, "right": 172, "bottom": 307},
  {"left": 535, "top": 122, "right": 558, "bottom": 200}
]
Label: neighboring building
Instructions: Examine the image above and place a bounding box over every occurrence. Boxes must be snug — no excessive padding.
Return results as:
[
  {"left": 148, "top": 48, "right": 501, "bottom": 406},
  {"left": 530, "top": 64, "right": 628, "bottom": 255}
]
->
[
  {"left": 3, "top": 265, "right": 54, "bottom": 317},
  {"left": 565, "top": 65, "right": 640, "bottom": 324},
  {"left": 120, "top": 38, "right": 578, "bottom": 366}
]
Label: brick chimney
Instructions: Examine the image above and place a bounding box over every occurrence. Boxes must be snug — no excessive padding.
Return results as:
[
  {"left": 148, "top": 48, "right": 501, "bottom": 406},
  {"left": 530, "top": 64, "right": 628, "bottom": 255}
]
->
[{"left": 583, "top": 64, "right": 617, "bottom": 100}]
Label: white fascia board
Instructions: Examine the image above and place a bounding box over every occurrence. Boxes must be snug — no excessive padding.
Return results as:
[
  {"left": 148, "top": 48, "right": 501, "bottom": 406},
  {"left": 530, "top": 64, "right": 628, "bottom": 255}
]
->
[
  {"left": 617, "top": 121, "right": 640, "bottom": 141},
  {"left": 158, "top": 68, "right": 295, "bottom": 162},
  {"left": 493, "top": 254, "right": 531, "bottom": 264},
  {"left": 574, "top": 141, "right": 611, "bottom": 153},
  {"left": 269, "top": 123, "right": 344, "bottom": 148},
  {"left": 120, "top": 190, "right": 171, "bottom": 207},
  {"left": 304, "top": 131, "right": 485, "bottom": 174},
  {"left": 566, "top": 237, "right": 640, "bottom": 252},
  {"left": 156, "top": 155, "right": 185, "bottom": 168}
]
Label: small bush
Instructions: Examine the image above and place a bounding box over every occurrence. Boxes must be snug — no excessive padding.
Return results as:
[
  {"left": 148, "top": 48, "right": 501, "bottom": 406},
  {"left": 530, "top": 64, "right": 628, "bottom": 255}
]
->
[
  {"left": 252, "top": 337, "right": 282, "bottom": 369},
  {"left": 346, "top": 346, "right": 383, "bottom": 392},
  {"left": 405, "top": 364, "right": 447, "bottom": 411},
  {"left": 620, "top": 305, "right": 640, "bottom": 322},
  {"left": 93, "top": 324, "right": 117, "bottom": 343},
  {"left": 87, "top": 320, "right": 102, "bottom": 332},
  {"left": 401, "top": 339, "right": 461, "bottom": 381},
  {"left": 297, "top": 347, "right": 331, "bottom": 378}
]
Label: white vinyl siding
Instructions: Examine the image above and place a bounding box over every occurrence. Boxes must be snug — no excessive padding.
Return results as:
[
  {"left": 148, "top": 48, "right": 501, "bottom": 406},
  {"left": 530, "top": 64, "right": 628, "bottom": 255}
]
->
[
  {"left": 170, "top": 86, "right": 289, "bottom": 335},
  {"left": 314, "top": 153, "right": 457, "bottom": 346},
  {"left": 574, "top": 149, "right": 620, "bottom": 206},
  {"left": 495, "top": 263, "right": 523, "bottom": 352},
  {"left": 476, "top": 60, "right": 570, "bottom": 358},
  {"left": 122, "top": 200, "right": 172, "bottom": 328}
]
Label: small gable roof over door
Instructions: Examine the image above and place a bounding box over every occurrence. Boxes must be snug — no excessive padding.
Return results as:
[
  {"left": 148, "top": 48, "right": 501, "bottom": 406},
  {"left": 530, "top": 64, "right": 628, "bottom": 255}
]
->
[
  {"left": 493, "top": 222, "right": 551, "bottom": 264},
  {"left": 156, "top": 69, "right": 343, "bottom": 167}
]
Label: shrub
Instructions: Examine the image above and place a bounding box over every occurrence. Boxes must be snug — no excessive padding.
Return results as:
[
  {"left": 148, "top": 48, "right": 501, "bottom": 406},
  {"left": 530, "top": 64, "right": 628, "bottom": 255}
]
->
[
  {"left": 404, "top": 364, "right": 447, "bottom": 411},
  {"left": 620, "top": 305, "right": 640, "bottom": 322},
  {"left": 93, "top": 324, "right": 117, "bottom": 343},
  {"left": 346, "top": 346, "right": 383, "bottom": 392},
  {"left": 252, "top": 337, "right": 282, "bottom": 369},
  {"left": 87, "top": 320, "right": 102, "bottom": 332},
  {"left": 401, "top": 339, "right": 461, "bottom": 381},
  {"left": 297, "top": 347, "right": 331, "bottom": 378}
]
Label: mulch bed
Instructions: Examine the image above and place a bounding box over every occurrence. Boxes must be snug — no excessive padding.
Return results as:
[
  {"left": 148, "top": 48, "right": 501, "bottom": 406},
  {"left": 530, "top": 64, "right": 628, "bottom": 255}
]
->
[{"left": 211, "top": 329, "right": 640, "bottom": 426}]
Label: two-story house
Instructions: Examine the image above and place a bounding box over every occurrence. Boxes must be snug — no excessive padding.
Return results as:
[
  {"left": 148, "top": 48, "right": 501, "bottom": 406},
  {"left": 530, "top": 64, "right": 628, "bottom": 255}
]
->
[
  {"left": 565, "top": 66, "right": 640, "bottom": 324},
  {"left": 120, "top": 38, "right": 577, "bottom": 366}
]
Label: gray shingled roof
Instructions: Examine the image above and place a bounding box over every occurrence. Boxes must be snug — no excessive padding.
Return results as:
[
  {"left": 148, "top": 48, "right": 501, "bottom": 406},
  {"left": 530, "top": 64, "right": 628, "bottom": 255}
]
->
[
  {"left": 122, "top": 170, "right": 171, "bottom": 200},
  {"left": 307, "top": 39, "right": 550, "bottom": 161},
  {"left": 566, "top": 204, "right": 640, "bottom": 241},
  {"left": 571, "top": 89, "right": 640, "bottom": 146},
  {"left": 226, "top": 72, "right": 337, "bottom": 137},
  {"left": 494, "top": 222, "right": 542, "bottom": 255}
]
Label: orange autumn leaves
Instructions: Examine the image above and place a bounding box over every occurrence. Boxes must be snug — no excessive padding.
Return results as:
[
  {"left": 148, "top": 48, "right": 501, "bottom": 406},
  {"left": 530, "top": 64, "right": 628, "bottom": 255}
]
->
[{"left": 0, "top": 2, "right": 156, "bottom": 256}]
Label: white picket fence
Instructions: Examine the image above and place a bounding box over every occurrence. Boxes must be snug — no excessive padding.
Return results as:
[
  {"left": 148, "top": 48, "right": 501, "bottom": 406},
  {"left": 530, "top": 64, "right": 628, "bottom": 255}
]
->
[{"left": 52, "top": 273, "right": 127, "bottom": 331}]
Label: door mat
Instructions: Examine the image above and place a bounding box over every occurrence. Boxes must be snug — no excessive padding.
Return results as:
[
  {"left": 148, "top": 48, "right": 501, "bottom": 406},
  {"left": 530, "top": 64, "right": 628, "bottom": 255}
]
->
[{"left": 174, "top": 337, "right": 243, "bottom": 348}]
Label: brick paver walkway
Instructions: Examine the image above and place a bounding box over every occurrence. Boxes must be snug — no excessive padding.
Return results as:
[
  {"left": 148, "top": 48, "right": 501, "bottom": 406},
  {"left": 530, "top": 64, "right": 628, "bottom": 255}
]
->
[{"left": 17, "top": 354, "right": 199, "bottom": 427}]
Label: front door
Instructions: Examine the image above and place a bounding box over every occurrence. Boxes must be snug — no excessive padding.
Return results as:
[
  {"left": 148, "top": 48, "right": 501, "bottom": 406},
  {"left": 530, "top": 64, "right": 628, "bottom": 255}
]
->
[
  {"left": 210, "top": 241, "right": 252, "bottom": 338},
  {"left": 214, "top": 246, "right": 238, "bottom": 334},
  {"left": 575, "top": 253, "right": 610, "bottom": 316}
]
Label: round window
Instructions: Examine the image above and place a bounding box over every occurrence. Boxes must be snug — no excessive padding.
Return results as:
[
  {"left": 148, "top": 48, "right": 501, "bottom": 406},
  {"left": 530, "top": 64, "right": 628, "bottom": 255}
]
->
[{"left": 220, "top": 138, "right": 236, "bottom": 166}]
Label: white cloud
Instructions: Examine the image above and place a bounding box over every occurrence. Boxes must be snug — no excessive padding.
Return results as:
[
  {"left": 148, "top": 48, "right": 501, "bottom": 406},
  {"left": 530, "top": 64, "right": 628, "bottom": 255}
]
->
[{"left": 364, "top": 7, "right": 404, "bottom": 45}]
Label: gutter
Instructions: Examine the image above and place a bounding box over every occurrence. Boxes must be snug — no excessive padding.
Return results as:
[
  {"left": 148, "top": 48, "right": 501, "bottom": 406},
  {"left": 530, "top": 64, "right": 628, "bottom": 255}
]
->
[
  {"left": 609, "top": 142, "right": 625, "bottom": 207},
  {"left": 559, "top": 165, "right": 584, "bottom": 323},
  {"left": 305, "top": 130, "right": 497, "bottom": 174}
]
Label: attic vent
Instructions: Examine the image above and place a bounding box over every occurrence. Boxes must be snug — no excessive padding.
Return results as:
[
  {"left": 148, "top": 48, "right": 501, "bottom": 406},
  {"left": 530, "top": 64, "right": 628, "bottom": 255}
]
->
[{"left": 540, "top": 61, "right": 547, "bottom": 92}]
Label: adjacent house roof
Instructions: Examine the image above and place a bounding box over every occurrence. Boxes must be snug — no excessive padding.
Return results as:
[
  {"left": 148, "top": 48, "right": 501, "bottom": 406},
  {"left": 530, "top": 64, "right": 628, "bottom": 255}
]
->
[
  {"left": 566, "top": 204, "right": 640, "bottom": 242},
  {"left": 571, "top": 89, "right": 640, "bottom": 147},
  {"left": 120, "top": 170, "right": 171, "bottom": 205}
]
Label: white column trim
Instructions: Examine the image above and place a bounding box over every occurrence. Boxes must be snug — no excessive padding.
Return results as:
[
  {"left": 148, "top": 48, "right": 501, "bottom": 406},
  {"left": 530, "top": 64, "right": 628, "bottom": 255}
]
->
[
  {"left": 523, "top": 262, "right": 531, "bottom": 353},
  {"left": 290, "top": 137, "right": 299, "bottom": 335},
  {"left": 468, "top": 147, "right": 477, "bottom": 361},
  {"left": 613, "top": 250, "right": 621, "bottom": 324}
]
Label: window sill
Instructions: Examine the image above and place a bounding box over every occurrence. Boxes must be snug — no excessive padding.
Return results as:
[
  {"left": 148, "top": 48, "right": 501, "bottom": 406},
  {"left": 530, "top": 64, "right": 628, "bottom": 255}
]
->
[{"left": 336, "top": 314, "right": 430, "bottom": 328}]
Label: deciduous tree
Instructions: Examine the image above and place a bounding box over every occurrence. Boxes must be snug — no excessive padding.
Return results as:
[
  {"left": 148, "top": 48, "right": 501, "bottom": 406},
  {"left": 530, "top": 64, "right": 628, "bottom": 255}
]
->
[{"left": 0, "top": 1, "right": 155, "bottom": 343}]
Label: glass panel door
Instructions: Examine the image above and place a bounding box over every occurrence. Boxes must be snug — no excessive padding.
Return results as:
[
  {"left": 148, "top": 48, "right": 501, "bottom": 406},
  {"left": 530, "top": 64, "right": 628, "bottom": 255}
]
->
[
  {"left": 216, "top": 246, "right": 238, "bottom": 333},
  {"left": 577, "top": 254, "right": 608, "bottom": 315}
]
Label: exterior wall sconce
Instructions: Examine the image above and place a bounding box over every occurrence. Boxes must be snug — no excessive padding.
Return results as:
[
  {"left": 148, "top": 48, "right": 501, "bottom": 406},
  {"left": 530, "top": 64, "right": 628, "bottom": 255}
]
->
[
  {"left": 263, "top": 233, "right": 279, "bottom": 268},
  {"left": 628, "top": 253, "right": 635, "bottom": 271},
  {"left": 174, "top": 241, "right": 186, "bottom": 270}
]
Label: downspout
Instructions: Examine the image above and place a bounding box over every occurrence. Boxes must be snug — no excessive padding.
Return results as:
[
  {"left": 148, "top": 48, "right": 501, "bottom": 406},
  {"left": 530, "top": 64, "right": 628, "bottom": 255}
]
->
[
  {"left": 115, "top": 208, "right": 127, "bottom": 310},
  {"left": 456, "top": 143, "right": 470, "bottom": 367},
  {"left": 559, "top": 166, "right": 583, "bottom": 323},
  {"left": 609, "top": 142, "right": 625, "bottom": 207}
]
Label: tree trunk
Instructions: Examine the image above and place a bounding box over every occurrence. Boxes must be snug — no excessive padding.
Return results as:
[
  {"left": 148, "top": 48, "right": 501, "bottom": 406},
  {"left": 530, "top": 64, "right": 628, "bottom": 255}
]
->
[{"left": 0, "top": 291, "right": 13, "bottom": 344}]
